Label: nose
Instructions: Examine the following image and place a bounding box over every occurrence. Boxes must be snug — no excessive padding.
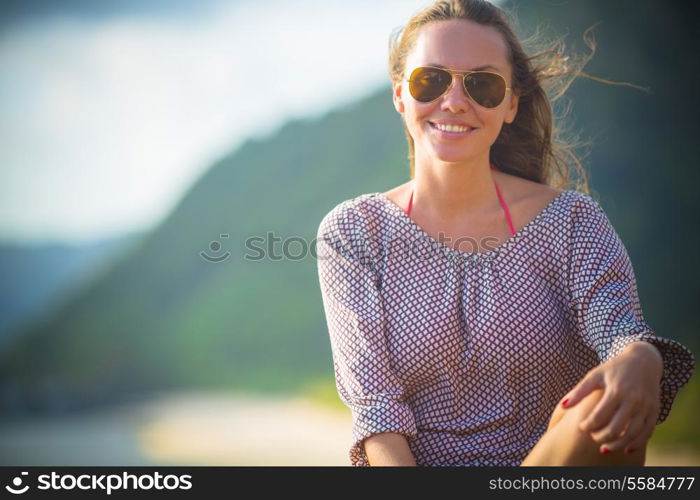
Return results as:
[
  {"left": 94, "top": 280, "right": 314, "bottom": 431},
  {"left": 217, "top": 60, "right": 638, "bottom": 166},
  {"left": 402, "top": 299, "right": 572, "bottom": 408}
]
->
[{"left": 440, "top": 75, "right": 473, "bottom": 113}]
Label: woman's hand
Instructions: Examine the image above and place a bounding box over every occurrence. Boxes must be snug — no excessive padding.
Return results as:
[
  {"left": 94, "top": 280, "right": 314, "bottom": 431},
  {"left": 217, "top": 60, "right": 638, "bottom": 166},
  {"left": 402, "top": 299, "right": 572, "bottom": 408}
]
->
[{"left": 559, "top": 341, "right": 664, "bottom": 454}]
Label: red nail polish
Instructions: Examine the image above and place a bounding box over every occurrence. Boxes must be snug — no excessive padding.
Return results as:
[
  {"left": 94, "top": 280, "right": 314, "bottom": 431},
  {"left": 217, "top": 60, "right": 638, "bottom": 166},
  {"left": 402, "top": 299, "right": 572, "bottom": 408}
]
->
[
  {"left": 601, "top": 447, "right": 610, "bottom": 454},
  {"left": 561, "top": 398, "right": 569, "bottom": 407}
]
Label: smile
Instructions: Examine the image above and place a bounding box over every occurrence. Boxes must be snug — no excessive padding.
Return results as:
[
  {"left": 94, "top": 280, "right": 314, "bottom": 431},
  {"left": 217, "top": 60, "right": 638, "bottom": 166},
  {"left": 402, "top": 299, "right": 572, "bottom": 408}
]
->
[{"left": 428, "top": 121, "right": 476, "bottom": 138}]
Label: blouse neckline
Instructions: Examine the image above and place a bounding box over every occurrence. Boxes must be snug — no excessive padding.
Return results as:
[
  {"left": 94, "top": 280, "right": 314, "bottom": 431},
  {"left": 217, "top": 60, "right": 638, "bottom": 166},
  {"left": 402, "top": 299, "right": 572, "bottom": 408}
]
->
[{"left": 371, "top": 189, "right": 575, "bottom": 261}]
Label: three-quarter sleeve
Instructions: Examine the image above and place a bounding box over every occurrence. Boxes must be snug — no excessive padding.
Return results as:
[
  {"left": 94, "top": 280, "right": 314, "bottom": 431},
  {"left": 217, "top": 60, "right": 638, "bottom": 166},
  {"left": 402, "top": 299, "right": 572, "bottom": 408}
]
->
[
  {"left": 568, "top": 199, "right": 695, "bottom": 424},
  {"left": 316, "top": 207, "right": 418, "bottom": 466}
]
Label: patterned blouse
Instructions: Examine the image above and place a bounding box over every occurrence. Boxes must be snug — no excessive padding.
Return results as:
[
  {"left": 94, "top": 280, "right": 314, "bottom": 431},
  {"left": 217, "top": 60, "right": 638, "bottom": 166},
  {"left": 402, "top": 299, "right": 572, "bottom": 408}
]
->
[{"left": 315, "top": 188, "right": 695, "bottom": 466}]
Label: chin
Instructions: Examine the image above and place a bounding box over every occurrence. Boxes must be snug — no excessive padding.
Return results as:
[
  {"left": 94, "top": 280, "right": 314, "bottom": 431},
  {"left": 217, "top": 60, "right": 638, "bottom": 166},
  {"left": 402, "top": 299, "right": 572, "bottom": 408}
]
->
[{"left": 430, "top": 148, "right": 480, "bottom": 164}]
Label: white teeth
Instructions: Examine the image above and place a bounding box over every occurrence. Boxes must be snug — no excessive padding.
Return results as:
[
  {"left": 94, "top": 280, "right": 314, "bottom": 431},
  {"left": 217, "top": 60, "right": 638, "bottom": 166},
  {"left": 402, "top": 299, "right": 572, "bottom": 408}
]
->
[{"left": 432, "top": 122, "right": 472, "bottom": 133}]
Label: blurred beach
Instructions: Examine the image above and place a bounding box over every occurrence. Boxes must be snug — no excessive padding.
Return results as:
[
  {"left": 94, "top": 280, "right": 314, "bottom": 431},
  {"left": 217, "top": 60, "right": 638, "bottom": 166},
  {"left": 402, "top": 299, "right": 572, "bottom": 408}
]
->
[
  {"left": 0, "top": 390, "right": 696, "bottom": 466},
  {"left": 0, "top": 391, "right": 349, "bottom": 466}
]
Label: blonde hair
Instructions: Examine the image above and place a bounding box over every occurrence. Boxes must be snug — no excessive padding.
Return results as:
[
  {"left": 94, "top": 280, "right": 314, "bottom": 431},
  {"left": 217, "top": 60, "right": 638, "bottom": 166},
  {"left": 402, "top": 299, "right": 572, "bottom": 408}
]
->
[{"left": 388, "top": 0, "right": 647, "bottom": 196}]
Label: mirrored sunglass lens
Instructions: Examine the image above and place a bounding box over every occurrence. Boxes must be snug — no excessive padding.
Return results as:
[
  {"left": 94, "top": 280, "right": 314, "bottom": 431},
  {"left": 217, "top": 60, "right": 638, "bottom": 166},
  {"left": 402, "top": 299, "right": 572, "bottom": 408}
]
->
[
  {"left": 465, "top": 72, "right": 506, "bottom": 108},
  {"left": 410, "top": 68, "right": 451, "bottom": 102}
]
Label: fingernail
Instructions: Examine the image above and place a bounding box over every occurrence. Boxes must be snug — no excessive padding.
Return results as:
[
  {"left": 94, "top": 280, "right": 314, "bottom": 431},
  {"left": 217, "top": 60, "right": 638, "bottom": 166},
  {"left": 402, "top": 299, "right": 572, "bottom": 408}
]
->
[
  {"left": 601, "top": 447, "right": 610, "bottom": 454},
  {"left": 626, "top": 447, "right": 636, "bottom": 454},
  {"left": 561, "top": 398, "right": 569, "bottom": 407}
]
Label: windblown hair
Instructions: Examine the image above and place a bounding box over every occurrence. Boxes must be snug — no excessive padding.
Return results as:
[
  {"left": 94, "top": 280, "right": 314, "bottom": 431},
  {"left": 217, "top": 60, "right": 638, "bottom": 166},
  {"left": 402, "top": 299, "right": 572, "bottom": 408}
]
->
[{"left": 388, "top": 0, "right": 646, "bottom": 195}]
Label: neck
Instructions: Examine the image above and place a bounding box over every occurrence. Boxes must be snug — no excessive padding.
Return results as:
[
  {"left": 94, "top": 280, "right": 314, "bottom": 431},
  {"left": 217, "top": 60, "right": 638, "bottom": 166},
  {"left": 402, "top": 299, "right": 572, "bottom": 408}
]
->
[{"left": 412, "top": 149, "right": 501, "bottom": 223}]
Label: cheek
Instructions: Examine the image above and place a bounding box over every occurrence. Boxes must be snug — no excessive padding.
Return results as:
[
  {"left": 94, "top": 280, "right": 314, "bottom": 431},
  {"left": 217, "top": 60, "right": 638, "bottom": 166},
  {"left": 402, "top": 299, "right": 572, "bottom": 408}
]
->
[
  {"left": 481, "top": 110, "right": 508, "bottom": 133},
  {"left": 405, "top": 107, "right": 431, "bottom": 134}
]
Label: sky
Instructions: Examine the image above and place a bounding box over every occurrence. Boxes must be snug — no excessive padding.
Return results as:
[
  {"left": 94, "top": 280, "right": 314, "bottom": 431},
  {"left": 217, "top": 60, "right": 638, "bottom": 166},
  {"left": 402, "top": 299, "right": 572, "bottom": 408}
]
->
[{"left": 0, "top": 0, "right": 433, "bottom": 245}]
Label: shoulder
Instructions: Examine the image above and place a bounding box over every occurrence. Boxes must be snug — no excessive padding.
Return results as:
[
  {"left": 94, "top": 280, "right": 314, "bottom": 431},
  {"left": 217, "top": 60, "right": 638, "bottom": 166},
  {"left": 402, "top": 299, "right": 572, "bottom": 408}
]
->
[
  {"left": 495, "top": 171, "right": 602, "bottom": 225},
  {"left": 381, "top": 181, "right": 412, "bottom": 211},
  {"left": 317, "top": 193, "right": 381, "bottom": 238},
  {"left": 558, "top": 189, "right": 626, "bottom": 258},
  {"left": 495, "top": 170, "right": 563, "bottom": 208},
  {"left": 316, "top": 193, "right": 389, "bottom": 266}
]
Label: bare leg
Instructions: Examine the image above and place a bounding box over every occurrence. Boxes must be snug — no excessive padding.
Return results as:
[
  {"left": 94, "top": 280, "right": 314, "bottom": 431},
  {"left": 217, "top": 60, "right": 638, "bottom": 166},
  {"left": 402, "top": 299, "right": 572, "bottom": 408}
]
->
[{"left": 521, "top": 388, "right": 647, "bottom": 466}]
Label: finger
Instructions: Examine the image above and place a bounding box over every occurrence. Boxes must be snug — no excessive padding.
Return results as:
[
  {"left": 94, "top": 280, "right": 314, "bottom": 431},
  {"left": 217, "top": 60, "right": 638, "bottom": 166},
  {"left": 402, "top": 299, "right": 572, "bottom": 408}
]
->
[
  {"left": 562, "top": 373, "right": 601, "bottom": 409},
  {"left": 619, "top": 408, "right": 645, "bottom": 440},
  {"left": 579, "top": 389, "right": 621, "bottom": 433},
  {"left": 603, "top": 413, "right": 645, "bottom": 452},
  {"left": 589, "top": 400, "right": 636, "bottom": 445},
  {"left": 624, "top": 414, "right": 657, "bottom": 455},
  {"left": 603, "top": 417, "right": 644, "bottom": 451}
]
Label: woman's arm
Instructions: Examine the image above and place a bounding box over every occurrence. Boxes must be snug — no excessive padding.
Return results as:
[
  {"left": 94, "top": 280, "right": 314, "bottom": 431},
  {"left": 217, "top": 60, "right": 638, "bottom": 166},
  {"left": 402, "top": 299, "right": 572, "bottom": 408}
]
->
[
  {"left": 560, "top": 340, "right": 664, "bottom": 454},
  {"left": 566, "top": 197, "right": 694, "bottom": 454},
  {"left": 364, "top": 432, "right": 417, "bottom": 466},
  {"left": 316, "top": 207, "right": 419, "bottom": 466}
]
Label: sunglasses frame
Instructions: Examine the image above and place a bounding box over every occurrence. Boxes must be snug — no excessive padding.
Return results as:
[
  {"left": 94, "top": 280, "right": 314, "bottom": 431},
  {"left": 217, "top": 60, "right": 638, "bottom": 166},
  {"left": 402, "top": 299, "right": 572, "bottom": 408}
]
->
[{"left": 405, "top": 65, "right": 512, "bottom": 108}]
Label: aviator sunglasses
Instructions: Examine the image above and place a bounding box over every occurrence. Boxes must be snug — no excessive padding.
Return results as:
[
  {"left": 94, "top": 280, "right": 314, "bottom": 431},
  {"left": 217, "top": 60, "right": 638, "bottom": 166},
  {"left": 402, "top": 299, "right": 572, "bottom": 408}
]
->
[{"left": 406, "top": 66, "right": 512, "bottom": 108}]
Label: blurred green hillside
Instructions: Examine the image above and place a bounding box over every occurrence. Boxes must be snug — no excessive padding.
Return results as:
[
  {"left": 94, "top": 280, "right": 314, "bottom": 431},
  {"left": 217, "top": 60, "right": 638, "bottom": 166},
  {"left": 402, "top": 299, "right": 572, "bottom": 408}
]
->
[
  {"left": 0, "top": 87, "right": 409, "bottom": 407},
  {"left": 1, "top": 0, "right": 697, "bottom": 449}
]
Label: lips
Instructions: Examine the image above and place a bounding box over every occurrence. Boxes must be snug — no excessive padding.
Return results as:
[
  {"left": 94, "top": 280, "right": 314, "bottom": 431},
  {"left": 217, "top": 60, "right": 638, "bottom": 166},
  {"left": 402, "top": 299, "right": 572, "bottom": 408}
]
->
[
  {"left": 428, "top": 120, "right": 476, "bottom": 129},
  {"left": 428, "top": 121, "right": 476, "bottom": 137}
]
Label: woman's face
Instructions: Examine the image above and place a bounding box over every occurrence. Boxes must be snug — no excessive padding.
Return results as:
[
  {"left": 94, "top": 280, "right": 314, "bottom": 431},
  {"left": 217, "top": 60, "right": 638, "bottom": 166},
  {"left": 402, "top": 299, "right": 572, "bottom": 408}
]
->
[{"left": 393, "top": 19, "right": 519, "bottom": 165}]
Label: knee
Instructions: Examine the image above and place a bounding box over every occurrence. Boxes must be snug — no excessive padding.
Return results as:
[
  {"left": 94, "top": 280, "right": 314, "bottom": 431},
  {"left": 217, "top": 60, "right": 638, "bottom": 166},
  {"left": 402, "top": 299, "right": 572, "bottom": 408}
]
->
[
  {"left": 554, "top": 388, "right": 646, "bottom": 465},
  {"left": 548, "top": 388, "right": 605, "bottom": 431},
  {"left": 554, "top": 388, "right": 606, "bottom": 442},
  {"left": 566, "top": 388, "right": 606, "bottom": 427}
]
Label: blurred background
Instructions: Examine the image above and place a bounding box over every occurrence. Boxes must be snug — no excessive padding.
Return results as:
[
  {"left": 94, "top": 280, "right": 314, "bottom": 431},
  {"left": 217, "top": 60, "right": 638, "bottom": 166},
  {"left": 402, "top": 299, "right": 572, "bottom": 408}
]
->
[{"left": 0, "top": 0, "right": 697, "bottom": 466}]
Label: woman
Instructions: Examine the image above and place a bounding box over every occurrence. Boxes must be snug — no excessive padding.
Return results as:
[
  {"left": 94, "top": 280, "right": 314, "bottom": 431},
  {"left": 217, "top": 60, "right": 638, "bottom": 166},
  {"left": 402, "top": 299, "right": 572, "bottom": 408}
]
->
[{"left": 315, "top": 0, "right": 694, "bottom": 466}]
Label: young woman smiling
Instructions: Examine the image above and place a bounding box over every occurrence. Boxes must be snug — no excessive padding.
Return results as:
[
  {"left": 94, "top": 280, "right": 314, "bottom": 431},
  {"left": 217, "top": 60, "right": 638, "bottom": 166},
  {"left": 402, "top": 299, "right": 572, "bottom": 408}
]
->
[{"left": 316, "top": 0, "right": 694, "bottom": 466}]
